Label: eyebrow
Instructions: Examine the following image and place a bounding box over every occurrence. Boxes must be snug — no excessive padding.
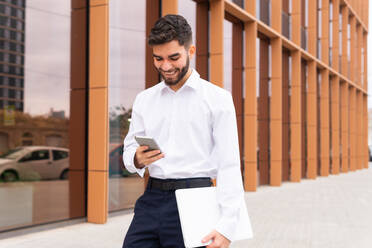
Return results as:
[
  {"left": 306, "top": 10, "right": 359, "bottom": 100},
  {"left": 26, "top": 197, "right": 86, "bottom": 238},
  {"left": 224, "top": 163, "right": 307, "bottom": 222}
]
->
[{"left": 153, "top": 53, "right": 180, "bottom": 59}]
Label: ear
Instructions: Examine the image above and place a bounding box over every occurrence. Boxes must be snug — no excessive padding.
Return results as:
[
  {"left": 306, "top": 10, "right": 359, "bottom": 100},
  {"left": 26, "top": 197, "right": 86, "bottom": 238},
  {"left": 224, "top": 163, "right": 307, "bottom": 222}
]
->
[{"left": 188, "top": 45, "right": 196, "bottom": 59}]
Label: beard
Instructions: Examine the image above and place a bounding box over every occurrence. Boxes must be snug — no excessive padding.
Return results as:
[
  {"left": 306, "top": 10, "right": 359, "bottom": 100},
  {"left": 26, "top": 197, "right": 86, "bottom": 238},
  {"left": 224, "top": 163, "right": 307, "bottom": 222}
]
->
[{"left": 158, "top": 56, "right": 190, "bottom": 86}]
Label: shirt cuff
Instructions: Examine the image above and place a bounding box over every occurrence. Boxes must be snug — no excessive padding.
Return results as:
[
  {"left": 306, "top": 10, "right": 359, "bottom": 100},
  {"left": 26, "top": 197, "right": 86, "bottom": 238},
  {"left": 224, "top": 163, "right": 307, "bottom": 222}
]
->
[
  {"left": 123, "top": 149, "right": 145, "bottom": 177},
  {"left": 215, "top": 215, "right": 238, "bottom": 242}
]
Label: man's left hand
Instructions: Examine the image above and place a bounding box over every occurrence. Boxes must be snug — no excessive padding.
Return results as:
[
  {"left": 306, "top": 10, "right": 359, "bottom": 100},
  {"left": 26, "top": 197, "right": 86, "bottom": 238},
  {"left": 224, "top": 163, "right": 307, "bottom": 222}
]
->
[{"left": 202, "top": 230, "right": 231, "bottom": 248}]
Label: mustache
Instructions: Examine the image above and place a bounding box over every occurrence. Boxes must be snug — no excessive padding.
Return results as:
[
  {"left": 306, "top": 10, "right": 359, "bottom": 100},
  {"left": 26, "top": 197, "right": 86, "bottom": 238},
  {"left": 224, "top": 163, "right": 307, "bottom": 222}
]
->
[{"left": 159, "top": 68, "right": 179, "bottom": 73}]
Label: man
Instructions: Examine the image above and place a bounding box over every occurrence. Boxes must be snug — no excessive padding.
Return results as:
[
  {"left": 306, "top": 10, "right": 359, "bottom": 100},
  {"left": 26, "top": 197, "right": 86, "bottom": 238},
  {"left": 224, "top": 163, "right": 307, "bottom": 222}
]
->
[{"left": 122, "top": 14, "right": 244, "bottom": 248}]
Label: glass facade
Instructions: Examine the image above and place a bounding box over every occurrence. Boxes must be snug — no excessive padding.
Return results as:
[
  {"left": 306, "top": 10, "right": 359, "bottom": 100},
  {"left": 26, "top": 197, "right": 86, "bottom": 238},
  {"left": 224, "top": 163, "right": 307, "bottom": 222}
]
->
[
  {"left": 108, "top": 0, "right": 146, "bottom": 212},
  {"left": 223, "top": 19, "right": 232, "bottom": 93},
  {"left": 0, "top": 0, "right": 367, "bottom": 235},
  {"left": 178, "top": 0, "right": 196, "bottom": 70},
  {"left": 0, "top": 0, "right": 73, "bottom": 231}
]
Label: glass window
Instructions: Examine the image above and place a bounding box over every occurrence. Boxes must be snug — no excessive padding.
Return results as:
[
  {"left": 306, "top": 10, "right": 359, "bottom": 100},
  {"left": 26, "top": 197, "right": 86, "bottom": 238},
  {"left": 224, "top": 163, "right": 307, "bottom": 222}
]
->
[
  {"left": 0, "top": 0, "right": 81, "bottom": 233},
  {"left": 21, "top": 150, "right": 50, "bottom": 162},
  {"left": 4, "top": 53, "right": 9, "bottom": 62},
  {"left": 5, "top": 5, "right": 11, "bottom": 15},
  {"left": 0, "top": 16, "right": 7, "bottom": 25},
  {"left": 15, "top": 89, "right": 20, "bottom": 99},
  {"left": 178, "top": 0, "right": 196, "bottom": 70},
  {"left": 10, "top": 18, "right": 17, "bottom": 28},
  {"left": 52, "top": 150, "right": 68, "bottom": 161},
  {"left": 8, "top": 88, "right": 15, "bottom": 98},
  {"left": 9, "top": 76, "right": 15, "bottom": 85},
  {"left": 108, "top": 0, "right": 146, "bottom": 212},
  {"left": 16, "top": 20, "right": 22, "bottom": 30},
  {"left": 5, "top": 29, "right": 10, "bottom": 38},
  {"left": 17, "top": 9, "right": 22, "bottom": 18},
  {"left": 223, "top": 20, "right": 232, "bottom": 93}
]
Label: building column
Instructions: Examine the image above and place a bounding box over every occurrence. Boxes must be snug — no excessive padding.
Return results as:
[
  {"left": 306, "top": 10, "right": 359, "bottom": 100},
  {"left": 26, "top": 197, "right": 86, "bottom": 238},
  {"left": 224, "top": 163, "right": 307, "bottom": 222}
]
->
[
  {"left": 87, "top": 0, "right": 109, "bottom": 224},
  {"left": 363, "top": 94, "right": 368, "bottom": 169},
  {"left": 340, "top": 82, "right": 349, "bottom": 172},
  {"left": 356, "top": 91, "right": 362, "bottom": 170},
  {"left": 308, "top": 0, "right": 317, "bottom": 56},
  {"left": 363, "top": 32, "right": 367, "bottom": 91},
  {"left": 232, "top": 22, "right": 244, "bottom": 179},
  {"left": 245, "top": 0, "right": 255, "bottom": 16},
  {"left": 332, "top": 0, "right": 340, "bottom": 71},
  {"left": 331, "top": 76, "right": 340, "bottom": 174},
  {"left": 258, "top": 39, "right": 270, "bottom": 186},
  {"left": 70, "top": 0, "right": 88, "bottom": 219},
  {"left": 196, "top": 1, "right": 209, "bottom": 80},
  {"left": 291, "top": 0, "right": 301, "bottom": 46},
  {"left": 320, "top": 69, "right": 330, "bottom": 176},
  {"left": 210, "top": 0, "right": 224, "bottom": 87},
  {"left": 161, "top": 0, "right": 178, "bottom": 16},
  {"left": 282, "top": 52, "right": 290, "bottom": 182},
  {"left": 349, "top": 87, "right": 356, "bottom": 171},
  {"left": 290, "top": 50, "right": 302, "bottom": 182},
  {"left": 146, "top": 0, "right": 161, "bottom": 88},
  {"left": 270, "top": 38, "right": 283, "bottom": 186},
  {"left": 307, "top": 61, "right": 317, "bottom": 179},
  {"left": 356, "top": 25, "right": 362, "bottom": 85},
  {"left": 244, "top": 21, "right": 258, "bottom": 191},
  {"left": 271, "top": 0, "right": 282, "bottom": 33},
  {"left": 341, "top": 6, "right": 348, "bottom": 77}
]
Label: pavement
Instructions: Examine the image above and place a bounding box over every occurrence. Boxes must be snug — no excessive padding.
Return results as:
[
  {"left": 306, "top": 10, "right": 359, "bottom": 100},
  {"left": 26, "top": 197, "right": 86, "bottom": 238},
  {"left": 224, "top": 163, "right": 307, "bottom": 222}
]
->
[{"left": 0, "top": 165, "right": 371, "bottom": 248}]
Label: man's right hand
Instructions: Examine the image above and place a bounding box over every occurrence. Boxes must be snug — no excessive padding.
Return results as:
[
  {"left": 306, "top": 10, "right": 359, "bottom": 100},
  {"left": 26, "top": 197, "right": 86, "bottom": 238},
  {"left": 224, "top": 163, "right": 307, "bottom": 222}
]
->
[{"left": 134, "top": 146, "right": 164, "bottom": 169}]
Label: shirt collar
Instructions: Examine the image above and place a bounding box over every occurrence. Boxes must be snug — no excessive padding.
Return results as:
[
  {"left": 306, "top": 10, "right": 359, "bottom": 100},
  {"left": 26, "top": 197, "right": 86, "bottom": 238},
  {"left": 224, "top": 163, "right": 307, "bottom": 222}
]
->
[{"left": 159, "top": 69, "right": 200, "bottom": 94}]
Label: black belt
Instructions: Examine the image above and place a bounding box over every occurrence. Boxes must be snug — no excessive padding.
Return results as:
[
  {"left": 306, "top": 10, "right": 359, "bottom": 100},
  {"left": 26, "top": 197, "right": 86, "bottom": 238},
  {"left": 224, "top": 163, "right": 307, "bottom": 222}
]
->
[{"left": 148, "top": 177, "right": 212, "bottom": 191}]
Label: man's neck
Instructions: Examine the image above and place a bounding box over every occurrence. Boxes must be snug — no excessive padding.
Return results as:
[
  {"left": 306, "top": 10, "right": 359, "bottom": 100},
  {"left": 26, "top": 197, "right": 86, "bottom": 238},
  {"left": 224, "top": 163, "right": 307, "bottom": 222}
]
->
[{"left": 169, "top": 68, "right": 192, "bottom": 92}]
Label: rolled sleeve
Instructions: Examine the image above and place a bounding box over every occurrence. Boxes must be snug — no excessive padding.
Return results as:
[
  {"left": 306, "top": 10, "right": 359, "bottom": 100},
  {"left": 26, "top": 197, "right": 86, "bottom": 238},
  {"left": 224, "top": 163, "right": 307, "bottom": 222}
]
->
[{"left": 210, "top": 92, "right": 244, "bottom": 241}]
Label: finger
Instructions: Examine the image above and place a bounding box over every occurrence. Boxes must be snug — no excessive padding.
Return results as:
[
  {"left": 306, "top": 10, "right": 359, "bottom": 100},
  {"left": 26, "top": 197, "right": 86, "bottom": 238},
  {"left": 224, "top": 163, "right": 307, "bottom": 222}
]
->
[
  {"left": 145, "top": 153, "right": 164, "bottom": 165},
  {"left": 137, "top": 146, "right": 149, "bottom": 152},
  {"left": 202, "top": 232, "right": 215, "bottom": 244},
  {"left": 143, "top": 149, "right": 162, "bottom": 158}
]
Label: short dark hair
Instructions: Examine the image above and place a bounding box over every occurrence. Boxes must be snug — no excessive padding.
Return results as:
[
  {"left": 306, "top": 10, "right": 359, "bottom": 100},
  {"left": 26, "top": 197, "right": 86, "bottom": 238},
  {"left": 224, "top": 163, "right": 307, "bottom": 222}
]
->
[{"left": 148, "top": 14, "right": 192, "bottom": 48}]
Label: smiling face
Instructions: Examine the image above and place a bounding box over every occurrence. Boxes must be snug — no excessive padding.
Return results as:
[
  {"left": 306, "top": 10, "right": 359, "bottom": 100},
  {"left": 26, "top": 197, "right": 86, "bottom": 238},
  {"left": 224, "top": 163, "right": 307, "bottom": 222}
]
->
[{"left": 152, "top": 40, "right": 195, "bottom": 89}]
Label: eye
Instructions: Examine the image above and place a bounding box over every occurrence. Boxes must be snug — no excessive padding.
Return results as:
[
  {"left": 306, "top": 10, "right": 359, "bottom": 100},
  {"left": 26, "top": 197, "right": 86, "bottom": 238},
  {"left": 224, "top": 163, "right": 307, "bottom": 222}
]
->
[
  {"left": 170, "top": 56, "right": 179, "bottom": 61},
  {"left": 155, "top": 57, "right": 163, "bottom": 61}
]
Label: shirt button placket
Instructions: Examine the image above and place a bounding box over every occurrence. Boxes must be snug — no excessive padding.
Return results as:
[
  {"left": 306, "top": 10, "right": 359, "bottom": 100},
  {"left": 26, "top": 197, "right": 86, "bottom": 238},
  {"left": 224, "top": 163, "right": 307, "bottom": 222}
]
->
[{"left": 169, "top": 93, "right": 176, "bottom": 142}]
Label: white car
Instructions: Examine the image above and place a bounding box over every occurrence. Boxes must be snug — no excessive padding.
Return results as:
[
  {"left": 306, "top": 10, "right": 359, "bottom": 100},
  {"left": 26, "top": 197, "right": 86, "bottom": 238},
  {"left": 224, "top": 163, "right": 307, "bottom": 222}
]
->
[{"left": 0, "top": 146, "right": 69, "bottom": 182}]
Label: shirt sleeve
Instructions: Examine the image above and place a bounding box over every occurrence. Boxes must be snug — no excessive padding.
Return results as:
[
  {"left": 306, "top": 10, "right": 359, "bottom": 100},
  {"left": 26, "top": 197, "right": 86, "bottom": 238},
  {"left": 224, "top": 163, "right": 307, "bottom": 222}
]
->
[
  {"left": 210, "top": 92, "right": 244, "bottom": 241},
  {"left": 122, "top": 94, "right": 146, "bottom": 177}
]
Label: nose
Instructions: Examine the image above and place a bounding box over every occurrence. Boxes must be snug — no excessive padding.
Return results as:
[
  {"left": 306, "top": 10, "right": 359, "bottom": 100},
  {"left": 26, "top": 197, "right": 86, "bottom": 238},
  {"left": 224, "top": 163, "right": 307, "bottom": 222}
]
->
[{"left": 160, "top": 60, "right": 172, "bottom": 72}]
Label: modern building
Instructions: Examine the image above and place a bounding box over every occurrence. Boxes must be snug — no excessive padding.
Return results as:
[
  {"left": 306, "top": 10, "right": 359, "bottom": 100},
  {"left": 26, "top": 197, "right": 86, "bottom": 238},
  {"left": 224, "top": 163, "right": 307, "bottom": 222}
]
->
[
  {"left": 0, "top": 0, "right": 368, "bottom": 235},
  {"left": 0, "top": 0, "right": 25, "bottom": 111}
]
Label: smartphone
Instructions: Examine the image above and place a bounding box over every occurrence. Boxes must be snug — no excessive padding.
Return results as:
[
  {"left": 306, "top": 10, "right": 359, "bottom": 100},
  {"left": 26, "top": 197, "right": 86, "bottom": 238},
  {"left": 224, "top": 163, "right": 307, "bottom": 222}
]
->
[{"left": 134, "top": 136, "right": 161, "bottom": 152}]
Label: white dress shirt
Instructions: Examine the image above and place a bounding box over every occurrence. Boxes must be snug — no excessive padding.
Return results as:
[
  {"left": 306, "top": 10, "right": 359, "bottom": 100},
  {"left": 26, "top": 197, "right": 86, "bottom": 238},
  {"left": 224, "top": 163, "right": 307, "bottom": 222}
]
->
[{"left": 123, "top": 69, "right": 244, "bottom": 240}]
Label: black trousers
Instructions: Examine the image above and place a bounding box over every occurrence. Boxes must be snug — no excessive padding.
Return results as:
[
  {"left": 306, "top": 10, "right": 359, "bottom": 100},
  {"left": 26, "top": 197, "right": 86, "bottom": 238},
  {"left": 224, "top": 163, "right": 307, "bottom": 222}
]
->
[{"left": 122, "top": 180, "right": 207, "bottom": 248}]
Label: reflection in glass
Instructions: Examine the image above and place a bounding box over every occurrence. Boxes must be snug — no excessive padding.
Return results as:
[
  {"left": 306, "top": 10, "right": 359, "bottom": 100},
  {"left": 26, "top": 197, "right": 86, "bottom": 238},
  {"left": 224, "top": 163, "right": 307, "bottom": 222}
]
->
[
  {"left": 0, "top": 0, "right": 72, "bottom": 231},
  {"left": 108, "top": 0, "right": 146, "bottom": 212},
  {"left": 223, "top": 20, "right": 232, "bottom": 93},
  {"left": 178, "top": 0, "right": 196, "bottom": 70}
]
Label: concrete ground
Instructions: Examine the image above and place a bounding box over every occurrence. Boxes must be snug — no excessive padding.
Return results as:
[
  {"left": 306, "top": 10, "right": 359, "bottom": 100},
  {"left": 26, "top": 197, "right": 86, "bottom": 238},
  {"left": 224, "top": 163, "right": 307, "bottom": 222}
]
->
[{"left": 0, "top": 165, "right": 371, "bottom": 248}]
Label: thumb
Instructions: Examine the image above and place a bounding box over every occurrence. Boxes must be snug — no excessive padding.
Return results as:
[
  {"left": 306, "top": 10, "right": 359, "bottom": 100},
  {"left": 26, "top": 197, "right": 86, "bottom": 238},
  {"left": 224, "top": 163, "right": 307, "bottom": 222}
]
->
[{"left": 202, "top": 231, "right": 215, "bottom": 243}]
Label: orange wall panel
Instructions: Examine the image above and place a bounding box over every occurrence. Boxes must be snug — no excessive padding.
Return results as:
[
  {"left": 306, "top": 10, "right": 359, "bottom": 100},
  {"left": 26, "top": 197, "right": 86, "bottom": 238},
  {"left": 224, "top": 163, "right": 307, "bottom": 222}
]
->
[
  {"left": 244, "top": 21, "right": 257, "bottom": 191},
  {"left": 210, "top": 0, "right": 224, "bottom": 87},
  {"left": 162, "top": 0, "right": 178, "bottom": 15}
]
